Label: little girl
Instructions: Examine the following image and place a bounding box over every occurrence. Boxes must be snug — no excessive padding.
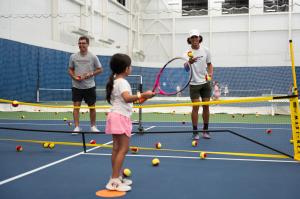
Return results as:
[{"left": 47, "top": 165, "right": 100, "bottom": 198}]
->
[{"left": 105, "top": 53, "right": 154, "bottom": 192}]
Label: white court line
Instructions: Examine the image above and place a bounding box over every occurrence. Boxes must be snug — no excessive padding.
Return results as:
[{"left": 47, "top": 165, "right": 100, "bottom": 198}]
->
[
  {"left": 85, "top": 152, "right": 299, "bottom": 164},
  {"left": 0, "top": 126, "right": 156, "bottom": 186},
  {"left": 0, "top": 141, "right": 111, "bottom": 186}
]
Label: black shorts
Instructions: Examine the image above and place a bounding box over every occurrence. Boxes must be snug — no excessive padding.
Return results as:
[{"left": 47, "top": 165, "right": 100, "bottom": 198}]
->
[
  {"left": 72, "top": 87, "right": 96, "bottom": 106},
  {"left": 189, "top": 83, "right": 212, "bottom": 100}
]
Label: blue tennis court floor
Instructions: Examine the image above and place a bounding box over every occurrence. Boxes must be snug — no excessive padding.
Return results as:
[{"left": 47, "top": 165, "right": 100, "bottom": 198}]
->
[{"left": 1, "top": 120, "right": 300, "bottom": 199}]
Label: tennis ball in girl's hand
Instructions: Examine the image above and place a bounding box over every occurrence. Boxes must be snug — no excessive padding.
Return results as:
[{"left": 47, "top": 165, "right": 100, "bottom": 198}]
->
[{"left": 123, "top": 168, "right": 132, "bottom": 177}]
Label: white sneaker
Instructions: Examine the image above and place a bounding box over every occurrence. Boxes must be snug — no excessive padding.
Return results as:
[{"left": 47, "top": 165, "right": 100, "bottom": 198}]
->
[
  {"left": 119, "top": 176, "right": 133, "bottom": 186},
  {"left": 90, "top": 126, "right": 100, "bottom": 132},
  {"left": 192, "top": 133, "right": 199, "bottom": 140},
  {"left": 106, "top": 178, "right": 131, "bottom": 192},
  {"left": 72, "top": 126, "right": 81, "bottom": 135},
  {"left": 202, "top": 132, "right": 211, "bottom": 139}
]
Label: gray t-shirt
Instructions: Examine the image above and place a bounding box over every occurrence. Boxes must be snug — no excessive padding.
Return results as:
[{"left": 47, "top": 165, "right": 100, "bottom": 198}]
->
[
  {"left": 69, "top": 52, "right": 102, "bottom": 89},
  {"left": 184, "top": 46, "right": 211, "bottom": 85}
]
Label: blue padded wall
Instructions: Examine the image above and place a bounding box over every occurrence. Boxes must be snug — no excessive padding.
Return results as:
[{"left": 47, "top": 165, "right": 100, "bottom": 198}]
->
[{"left": 0, "top": 38, "right": 298, "bottom": 102}]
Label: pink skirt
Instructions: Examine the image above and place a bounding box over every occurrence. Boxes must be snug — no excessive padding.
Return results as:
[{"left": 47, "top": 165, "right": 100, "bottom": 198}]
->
[{"left": 105, "top": 112, "right": 132, "bottom": 137}]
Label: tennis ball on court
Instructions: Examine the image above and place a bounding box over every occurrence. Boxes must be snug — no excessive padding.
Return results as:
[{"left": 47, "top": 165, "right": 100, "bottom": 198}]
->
[
  {"left": 67, "top": 121, "right": 72, "bottom": 126},
  {"left": 155, "top": 142, "right": 162, "bottom": 149},
  {"left": 12, "top": 100, "right": 19, "bottom": 107},
  {"left": 187, "top": 51, "right": 193, "bottom": 58},
  {"left": 21, "top": 115, "right": 25, "bottom": 119},
  {"left": 49, "top": 143, "right": 55, "bottom": 149},
  {"left": 265, "top": 129, "right": 272, "bottom": 134},
  {"left": 63, "top": 117, "right": 68, "bottom": 121},
  {"left": 192, "top": 140, "right": 198, "bottom": 147},
  {"left": 290, "top": 139, "right": 294, "bottom": 144},
  {"left": 131, "top": 146, "right": 139, "bottom": 154},
  {"left": 43, "top": 142, "right": 49, "bottom": 148},
  {"left": 123, "top": 168, "right": 131, "bottom": 177},
  {"left": 89, "top": 139, "right": 96, "bottom": 144},
  {"left": 16, "top": 145, "right": 23, "bottom": 152},
  {"left": 152, "top": 158, "right": 160, "bottom": 166},
  {"left": 200, "top": 152, "right": 207, "bottom": 159}
]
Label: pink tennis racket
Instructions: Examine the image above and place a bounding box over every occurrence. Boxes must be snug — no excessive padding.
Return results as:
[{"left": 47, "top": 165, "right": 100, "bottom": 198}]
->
[{"left": 138, "top": 57, "right": 192, "bottom": 103}]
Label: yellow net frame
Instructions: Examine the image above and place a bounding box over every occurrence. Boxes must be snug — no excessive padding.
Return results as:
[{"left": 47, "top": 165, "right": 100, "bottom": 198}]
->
[{"left": 289, "top": 40, "right": 300, "bottom": 161}]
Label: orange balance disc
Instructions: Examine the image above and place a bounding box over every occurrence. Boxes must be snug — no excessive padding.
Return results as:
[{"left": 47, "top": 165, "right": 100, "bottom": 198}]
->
[{"left": 96, "top": 189, "right": 126, "bottom": 198}]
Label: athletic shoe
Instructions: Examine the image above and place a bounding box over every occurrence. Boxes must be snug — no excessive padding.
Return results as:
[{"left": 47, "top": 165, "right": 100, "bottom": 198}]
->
[
  {"left": 192, "top": 133, "right": 200, "bottom": 140},
  {"left": 90, "top": 126, "right": 100, "bottom": 132},
  {"left": 119, "top": 176, "right": 133, "bottom": 186},
  {"left": 106, "top": 178, "right": 131, "bottom": 192},
  {"left": 72, "top": 126, "right": 81, "bottom": 135},
  {"left": 202, "top": 132, "right": 211, "bottom": 139}
]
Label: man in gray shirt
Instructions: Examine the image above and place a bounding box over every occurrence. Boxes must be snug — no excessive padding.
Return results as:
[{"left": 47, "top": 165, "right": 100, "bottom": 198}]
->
[
  {"left": 185, "top": 29, "right": 213, "bottom": 140},
  {"left": 68, "top": 36, "right": 103, "bottom": 133}
]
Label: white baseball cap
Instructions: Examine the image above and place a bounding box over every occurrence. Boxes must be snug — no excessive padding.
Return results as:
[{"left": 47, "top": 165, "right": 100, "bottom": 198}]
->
[{"left": 188, "top": 29, "right": 200, "bottom": 38}]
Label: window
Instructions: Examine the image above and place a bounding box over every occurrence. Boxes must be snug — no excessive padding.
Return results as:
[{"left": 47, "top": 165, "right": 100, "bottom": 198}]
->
[
  {"left": 182, "top": 0, "right": 208, "bottom": 16},
  {"left": 222, "top": 0, "right": 249, "bottom": 15},
  {"left": 117, "top": 0, "right": 126, "bottom": 7},
  {"left": 264, "top": 0, "right": 289, "bottom": 12}
]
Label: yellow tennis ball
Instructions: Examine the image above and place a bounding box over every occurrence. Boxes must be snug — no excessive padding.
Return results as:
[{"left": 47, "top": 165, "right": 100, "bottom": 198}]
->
[
  {"left": 43, "top": 143, "right": 49, "bottom": 148},
  {"left": 205, "top": 74, "right": 211, "bottom": 81},
  {"left": 155, "top": 142, "right": 162, "bottom": 149},
  {"left": 63, "top": 117, "right": 68, "bottom": 121},
  {"left": 131, "top": 146, "right": 139, "bottom": 154},
  {"left": 12, "top": 100, "right": 19, "bottom": 107},
  {"left": 48, "top": 143, "right": 55, "bottom": 149},
  {"left": 152, "top": 158, "right": 160, "bottom": 166},
  {"left": 290, "top": 139, "right": 294, "bottom": 144},
  {"left": 192, "top": 140, "right": 198, "bottom": 147},
  {"left": 123, "top": 168, "right": 131, "bottom": 177},
  {"left": 200, "top": 152, "right": 207, "bottom": 159},
  {"left": 187, "top": 51, "right": 193, "bottom": 58}
]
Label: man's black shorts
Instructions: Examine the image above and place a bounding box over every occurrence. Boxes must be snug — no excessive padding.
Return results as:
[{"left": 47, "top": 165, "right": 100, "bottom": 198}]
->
[{"left": 72, "top": 87, "right": 96, "bottom": 106}]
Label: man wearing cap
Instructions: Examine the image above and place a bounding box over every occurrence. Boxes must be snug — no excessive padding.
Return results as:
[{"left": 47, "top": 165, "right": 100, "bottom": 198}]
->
[{"left": 184, "top": 29, "right": 213, "bottom": 140}]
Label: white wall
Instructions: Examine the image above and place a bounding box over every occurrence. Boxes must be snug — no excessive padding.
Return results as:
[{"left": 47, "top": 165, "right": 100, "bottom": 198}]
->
[
  {"left": 141, "top": 0, "right": 300, "bottom": 67},
  {"left": 0, "top": 0, "right": 299, "bottom": 66}
]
